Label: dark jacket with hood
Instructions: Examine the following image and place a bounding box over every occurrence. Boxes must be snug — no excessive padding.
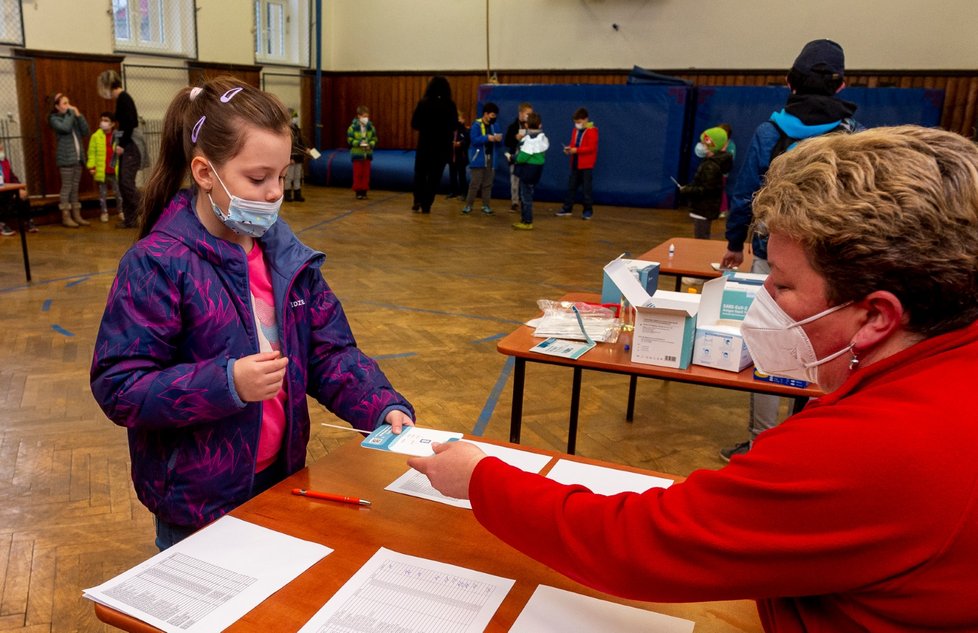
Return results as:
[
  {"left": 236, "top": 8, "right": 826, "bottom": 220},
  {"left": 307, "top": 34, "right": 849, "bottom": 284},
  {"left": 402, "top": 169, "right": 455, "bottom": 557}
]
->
[{"left": 411, "top": 77, "right": 458, "bottom": 163}]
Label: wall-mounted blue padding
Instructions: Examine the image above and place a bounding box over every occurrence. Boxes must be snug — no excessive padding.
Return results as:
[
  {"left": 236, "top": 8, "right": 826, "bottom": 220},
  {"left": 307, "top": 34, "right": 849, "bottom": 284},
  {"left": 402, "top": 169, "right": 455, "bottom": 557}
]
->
[
  {"left": 308, "top": 148, "right": 441, "bottom": 191},
  {"left": 477, "top": 83, "right": 690, "bottom": 208},
  {"left": 687, "top": 86, "right": 944, "bottom": 188},
  {"left": 308, "top": 83, "right": 944, "bottom": 211}
]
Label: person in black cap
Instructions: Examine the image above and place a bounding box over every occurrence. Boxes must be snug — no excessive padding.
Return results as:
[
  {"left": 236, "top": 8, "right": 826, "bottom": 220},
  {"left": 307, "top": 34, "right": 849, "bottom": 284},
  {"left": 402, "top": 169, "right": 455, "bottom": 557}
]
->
[{"left": 719, "top": 39, "right": 862, "bottom": 461}]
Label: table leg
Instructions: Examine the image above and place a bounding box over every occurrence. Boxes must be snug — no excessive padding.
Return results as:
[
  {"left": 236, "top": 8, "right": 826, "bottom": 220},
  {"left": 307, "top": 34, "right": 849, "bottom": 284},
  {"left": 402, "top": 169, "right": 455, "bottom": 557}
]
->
[
  {"left": 626, "top": 375, "right": 637, "bottom": 422},
  {"left": 16, "top": 213, "right": 31, "bottom": 283},
  {"left": 790, "top": 396, "right": 809, "bottom": 415},
  {"left": 567, "top": 367, "right": 582, "bottom": 455},
  {"left": 672, "top": 275, "right": 682, "bottom": 291},
  {"left": 509, "top": 358, "right": 526, "bottom": 444}
]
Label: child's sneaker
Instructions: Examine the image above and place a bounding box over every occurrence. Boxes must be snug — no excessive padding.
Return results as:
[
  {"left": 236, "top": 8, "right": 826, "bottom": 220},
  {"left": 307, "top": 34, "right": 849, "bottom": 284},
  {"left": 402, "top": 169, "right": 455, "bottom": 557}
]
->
[
  {"left": 582, "top": 211, "right": 593, "bottom": 220},
  {"left": 461, "top": 206, "right": 472, "bottom": 215},
  {"left": 554, "top": 209, "right": 572, "bottom": 217},
  {"left": 481, "top": 205, "right": 493, "bottom": 215},
  {"left": 0, "top": 223, "right": 14, "bottom": 236},
  {"left": 100, "top": 211, "right": 109, "bottom": 223},
  {"left": 512, "top": 222, "right": 533, "bottom": 230},
  {"left": 27, "top": 220, "right": 38, "bottom": 233}
]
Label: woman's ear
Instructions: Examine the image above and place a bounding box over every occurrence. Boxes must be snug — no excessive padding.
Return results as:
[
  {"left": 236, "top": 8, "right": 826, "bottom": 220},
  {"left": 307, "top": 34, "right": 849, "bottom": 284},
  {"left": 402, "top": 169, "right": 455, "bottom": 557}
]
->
[
  {"left": 850, "top": 290, "right": 906, "bottom": 353},
  {"left": 189, "top": 156, "right": 213, "bottom": 193}
]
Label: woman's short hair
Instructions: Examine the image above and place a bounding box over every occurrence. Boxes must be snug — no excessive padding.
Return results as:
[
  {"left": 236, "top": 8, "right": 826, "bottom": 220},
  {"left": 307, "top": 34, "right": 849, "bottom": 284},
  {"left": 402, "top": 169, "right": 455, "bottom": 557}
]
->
[{"left": 754, "top": 125, "right": 978, "bottom": 337}]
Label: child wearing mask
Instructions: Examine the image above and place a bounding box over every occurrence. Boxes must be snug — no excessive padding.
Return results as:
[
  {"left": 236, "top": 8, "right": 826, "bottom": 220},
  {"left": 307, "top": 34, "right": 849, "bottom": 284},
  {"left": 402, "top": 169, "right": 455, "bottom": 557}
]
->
[
  {"left": 680, "top": 127, "right": 733, "bottom": 239},
  {"left": 462, "top": 102, "right": 501, "bottom": 215},
  {"left": 286, "top": 109, "right": 310, "bottom": 202},
  {"left": 347, "top": 106, "right": 377, "bottom": 200},
  {"left": 555, "top": 107, "right": 599, "bottom": 220},
  {"left": 90, "top": 77, "right": 416, "bottom": 551},
  {"left": 87, "top": 112, "right": 122, "bottom": 222},
  {"left": 512, "top": 112, "right": 549, "bottom": 230}
]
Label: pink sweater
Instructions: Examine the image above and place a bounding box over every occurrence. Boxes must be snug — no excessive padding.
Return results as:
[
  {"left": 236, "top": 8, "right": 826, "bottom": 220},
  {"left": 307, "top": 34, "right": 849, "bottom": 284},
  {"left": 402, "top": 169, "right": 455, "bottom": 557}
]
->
[{"left": 471, "top": 321, "right": 978, "bottom": 632}]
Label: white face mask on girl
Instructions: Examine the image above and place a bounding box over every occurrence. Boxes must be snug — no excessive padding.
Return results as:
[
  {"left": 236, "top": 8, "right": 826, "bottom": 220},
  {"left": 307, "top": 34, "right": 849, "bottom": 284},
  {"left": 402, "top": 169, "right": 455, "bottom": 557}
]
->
[
  {"left": 740, "top": 285, "right": 853, "bottom": 385},
  {"left": 206, "top": 161, "right": 283, "bottom": 238},
  {"left": 694, "top": 142, "right": 708, "bottom": 159}
]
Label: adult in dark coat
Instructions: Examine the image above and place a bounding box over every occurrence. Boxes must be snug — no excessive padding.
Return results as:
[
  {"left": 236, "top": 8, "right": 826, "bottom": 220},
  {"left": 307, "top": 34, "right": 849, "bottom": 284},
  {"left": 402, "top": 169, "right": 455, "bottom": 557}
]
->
[{"left": 410, "top": 76, "right": 457, "bottom": 213}]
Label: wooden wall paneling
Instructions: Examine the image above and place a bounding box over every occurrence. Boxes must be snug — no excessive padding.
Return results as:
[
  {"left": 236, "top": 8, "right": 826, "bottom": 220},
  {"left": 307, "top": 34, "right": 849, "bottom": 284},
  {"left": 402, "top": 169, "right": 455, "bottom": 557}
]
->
[{"left": 14, "top": 50, "right": 123, "bottom": 200}]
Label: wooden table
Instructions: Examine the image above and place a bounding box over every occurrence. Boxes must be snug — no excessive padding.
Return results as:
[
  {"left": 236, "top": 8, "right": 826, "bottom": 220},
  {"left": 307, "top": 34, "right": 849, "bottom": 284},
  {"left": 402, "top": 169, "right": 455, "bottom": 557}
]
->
[
  {"left": 497, "top": 292, "right": 821, "bottom": 454},
  {"left": 639, "top": 236, "right": 754, "bottom": 291},
  {"left": 0, "top": 184, "right": 30, "bottom": 282},
  {"left": 95, "top": 438, "right": 764, "bottom": 633}
]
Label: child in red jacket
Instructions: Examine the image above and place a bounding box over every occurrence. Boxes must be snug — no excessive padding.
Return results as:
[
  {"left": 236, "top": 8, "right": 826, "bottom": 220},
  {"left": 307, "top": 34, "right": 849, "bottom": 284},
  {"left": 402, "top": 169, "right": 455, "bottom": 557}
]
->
[
  {"left": 555, "top": 107, "right": 599, "bottom": 220},
  {"left": 0, "top": 141, "right": 35, "bottom": 236}
]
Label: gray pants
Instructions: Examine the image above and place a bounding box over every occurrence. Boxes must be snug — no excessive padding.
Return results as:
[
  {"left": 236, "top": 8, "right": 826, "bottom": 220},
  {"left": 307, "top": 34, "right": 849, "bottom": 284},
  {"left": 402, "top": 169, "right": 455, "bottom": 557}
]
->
[
  {"left": 58, "top": 165, "right": 83, "bottom": 204},
  {"left": 465, "top": 167, "right": 494, "bottom": 207},
  {"left": 509, "top": 163, "right": 520, "bottom": 205},
  {"left": 98, "top": 176, "right": 121, "bottom": 214},
  {"left": 748, "top": 257, "right": 782, "bottom": 440},
  {"left": 285, "top": 162, "right": 303, "bottom": 190}
]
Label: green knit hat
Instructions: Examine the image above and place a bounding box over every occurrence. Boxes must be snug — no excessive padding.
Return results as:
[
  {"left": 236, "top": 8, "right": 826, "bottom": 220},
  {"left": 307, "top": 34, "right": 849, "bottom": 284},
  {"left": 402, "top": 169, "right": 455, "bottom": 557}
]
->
[{"left": 701, "top": 127, "right": 728, "bottom": 152}]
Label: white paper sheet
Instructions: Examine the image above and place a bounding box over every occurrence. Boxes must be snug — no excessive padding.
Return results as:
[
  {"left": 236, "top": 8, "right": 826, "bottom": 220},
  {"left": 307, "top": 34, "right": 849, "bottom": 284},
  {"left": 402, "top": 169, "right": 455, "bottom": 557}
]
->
[
  {"left": 509, "top": 585, "right": 694, "bottom": 633},
  {"left": 385, "top": 440, "right": 553, "bottom": 508},
  {"left": 298, "top": 547, "right": 514, "bottom": 633},
  {"left": 546, "top": 459, "right": 674, "bottom": 495},
  {"left": 83, "top": 516, "right": 332, "bottom": 633}
]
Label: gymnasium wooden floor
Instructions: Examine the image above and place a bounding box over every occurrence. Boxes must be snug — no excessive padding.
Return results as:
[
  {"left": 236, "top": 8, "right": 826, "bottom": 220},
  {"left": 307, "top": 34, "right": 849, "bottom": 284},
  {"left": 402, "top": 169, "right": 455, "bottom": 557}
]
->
[{"left": 0, "top": 185, "right": 777, "bottom": 631}]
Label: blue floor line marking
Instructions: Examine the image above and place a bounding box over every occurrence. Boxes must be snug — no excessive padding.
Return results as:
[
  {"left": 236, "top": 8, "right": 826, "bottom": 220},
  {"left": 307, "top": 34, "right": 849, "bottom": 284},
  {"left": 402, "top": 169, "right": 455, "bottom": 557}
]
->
[
  {"left": 472, "top": 356, "right": 514, "bottom": 437},
  {"left": 373, "top": 352, "right": 417, "bottom": 360},
  {"left": 471, "top": 333, "right": 505, "bottom": 344},
  {"left": 296, "top": 209, "right": 356, "bottom": 235},
  {"left": 65, "top": 276, "right": 90, "bottom": 288},
  {"left": 51, "top": 324, "right": 74, "bottom": 337},
  {"left": 41, "top": 299, "right": 52, "bottom": 312},
  {"left": 0, "top": 271, "right": 115, "bottom": 294}
]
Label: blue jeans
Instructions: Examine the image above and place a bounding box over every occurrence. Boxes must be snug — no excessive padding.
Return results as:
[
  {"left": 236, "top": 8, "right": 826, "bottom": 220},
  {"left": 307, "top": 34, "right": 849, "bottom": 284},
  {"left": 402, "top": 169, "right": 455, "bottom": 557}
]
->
[
  {"left": 519, "top": 180, "right": 535, "bottom": 224},
  {"left": 562, "top": 168, "right": 593, "bottom": 214}
]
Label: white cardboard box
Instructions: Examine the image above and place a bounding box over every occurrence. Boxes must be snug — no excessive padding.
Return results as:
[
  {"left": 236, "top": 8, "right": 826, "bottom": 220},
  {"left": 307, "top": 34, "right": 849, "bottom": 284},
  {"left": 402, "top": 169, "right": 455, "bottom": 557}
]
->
[
  {"left": 600, "top": 258, "right": 660, "bottom": 304},
  {"left": 691, "top": 276, "right": 757, "bottom": 372},
  {"left": 604, "top": 260, "right": 699, "bottom": 369}
]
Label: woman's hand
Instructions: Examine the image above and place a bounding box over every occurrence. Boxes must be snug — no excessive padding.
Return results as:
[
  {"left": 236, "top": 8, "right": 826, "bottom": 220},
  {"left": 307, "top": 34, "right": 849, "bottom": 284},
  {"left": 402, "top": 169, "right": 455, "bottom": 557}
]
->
[{"left": 407, "top": 441, "right": 487, "bottom": 500}]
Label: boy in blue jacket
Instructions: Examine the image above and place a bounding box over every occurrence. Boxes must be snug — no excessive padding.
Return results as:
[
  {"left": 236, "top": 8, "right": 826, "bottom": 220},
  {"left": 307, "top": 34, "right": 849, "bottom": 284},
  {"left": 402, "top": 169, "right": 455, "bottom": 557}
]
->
[{"left": 462, "top": 102, "right": 501, "bottom": 216}]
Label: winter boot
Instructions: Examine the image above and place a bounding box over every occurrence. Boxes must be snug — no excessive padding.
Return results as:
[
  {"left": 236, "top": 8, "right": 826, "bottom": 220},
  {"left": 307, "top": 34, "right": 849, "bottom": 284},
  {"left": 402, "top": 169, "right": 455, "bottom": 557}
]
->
[
  {"left": 285, "top": 190, "right": 293, "bottom": 202},
  {"left": 71, "top": 203, "right": 90, "bottom": 226},
  {"left": 294, "top": 188, "right": 305, "bottom": 202},
  {"left": 60, "top": 204, "right": 79, "bottom": 228}
]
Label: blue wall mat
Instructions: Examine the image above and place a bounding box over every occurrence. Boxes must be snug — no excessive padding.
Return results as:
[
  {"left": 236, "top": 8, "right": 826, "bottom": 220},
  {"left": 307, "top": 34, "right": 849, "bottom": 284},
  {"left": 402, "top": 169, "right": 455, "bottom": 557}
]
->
[
  {"left": 308, "top": 149, "right": 446, "bottom": 191},
  {"left": 477, "top": 83, "right": 690, "bottom": 208},
  {"left": 687, "top": 86, "right": 945, "bottom": 188}
]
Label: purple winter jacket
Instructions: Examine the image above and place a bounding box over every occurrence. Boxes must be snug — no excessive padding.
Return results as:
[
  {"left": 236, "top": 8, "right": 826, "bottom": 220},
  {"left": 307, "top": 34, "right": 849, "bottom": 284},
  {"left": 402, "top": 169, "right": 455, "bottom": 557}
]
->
[{"left": 91, "top": 189, "right": 414, "bottom": 528}]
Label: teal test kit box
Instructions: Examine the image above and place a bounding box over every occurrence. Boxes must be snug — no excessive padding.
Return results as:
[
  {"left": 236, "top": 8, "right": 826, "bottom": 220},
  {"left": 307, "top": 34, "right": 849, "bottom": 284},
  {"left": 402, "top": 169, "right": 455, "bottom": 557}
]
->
[
  {"left": 601, "top": 258, "right": 660, "bottom": 304},
  {"left": 692, "top": 276, "right": 763, "bottom": 372},
  {"left": 604, "top": 260, "right": 699, "bottom": 369}
]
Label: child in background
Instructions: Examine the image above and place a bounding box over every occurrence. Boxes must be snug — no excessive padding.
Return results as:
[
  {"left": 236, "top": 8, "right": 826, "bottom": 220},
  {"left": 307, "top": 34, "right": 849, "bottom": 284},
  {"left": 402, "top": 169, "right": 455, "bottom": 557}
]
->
[
  {"left": 347, "top": 106, "right": 377, "bottom": 200},
  {"left": 447, "top": 111, "right": 469, "bottom": 199},
  {"left": 286, "top": 109, "right": 309, "bottom": 202},
  {"left": 462, "top": 102, "right": 501, "bottom": 216},
  {"left": 0, "top": 141, "right": 35, "bottom": 236},
  {"left": 512, "top": 112, "right": 548, "bottom": 230},
  {"left": 555, "top": 107, "right": 599, "bottom": 220},
  {"left": 87, "top": 112, "right": 121, "bottom": 223},
  {"left": 90, "top": 77, "right": 415, "bottom": 551},
  {"left": 680, "top": 126, "right": 732, "bottom": 239}
]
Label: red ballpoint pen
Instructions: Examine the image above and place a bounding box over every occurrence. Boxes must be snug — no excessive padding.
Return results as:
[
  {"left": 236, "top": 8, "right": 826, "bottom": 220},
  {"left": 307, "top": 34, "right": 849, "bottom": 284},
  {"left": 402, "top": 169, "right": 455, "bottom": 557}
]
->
[{"left": 292, "top": 488, "right": 371, "bottom": 506}]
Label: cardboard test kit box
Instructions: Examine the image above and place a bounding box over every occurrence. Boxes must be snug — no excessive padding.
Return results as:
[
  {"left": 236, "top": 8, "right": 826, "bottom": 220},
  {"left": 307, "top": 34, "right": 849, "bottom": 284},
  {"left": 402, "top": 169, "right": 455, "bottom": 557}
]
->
[
  {"left": 691, "top": 276, "right": 762, "bottom": 372},
  {"left": 604, "top": 259, "right": 699, "bottom": 369},
  {"left": 601, "top": 258, "right": 660, "bottom": 304}
]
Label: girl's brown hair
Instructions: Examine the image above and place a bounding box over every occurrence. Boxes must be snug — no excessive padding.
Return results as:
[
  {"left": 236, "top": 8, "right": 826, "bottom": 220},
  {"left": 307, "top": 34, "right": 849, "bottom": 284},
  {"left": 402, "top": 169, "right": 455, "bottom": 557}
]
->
[{"left": 138, "top": 76, "right": 290, "bottom": 238}]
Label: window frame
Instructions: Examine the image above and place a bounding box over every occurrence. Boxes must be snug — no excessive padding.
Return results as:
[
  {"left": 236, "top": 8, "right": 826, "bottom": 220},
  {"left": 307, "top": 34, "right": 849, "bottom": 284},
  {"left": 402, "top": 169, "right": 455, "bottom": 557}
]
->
[
  {"left": 255, "top": 0, "right": 309, "bottom": 68},
  {"left": 112, "top": 0, "right": 198, "bottom": 60}
]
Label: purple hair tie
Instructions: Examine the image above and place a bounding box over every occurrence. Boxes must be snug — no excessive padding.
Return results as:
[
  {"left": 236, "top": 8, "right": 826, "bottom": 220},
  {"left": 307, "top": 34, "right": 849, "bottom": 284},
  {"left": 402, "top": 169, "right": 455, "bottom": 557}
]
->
[
  {"left": 191, "top": 115, "right": 206, "bottom": 144},
  {"left": 220, "top": 87, "right": 243, "bottom": 103}
]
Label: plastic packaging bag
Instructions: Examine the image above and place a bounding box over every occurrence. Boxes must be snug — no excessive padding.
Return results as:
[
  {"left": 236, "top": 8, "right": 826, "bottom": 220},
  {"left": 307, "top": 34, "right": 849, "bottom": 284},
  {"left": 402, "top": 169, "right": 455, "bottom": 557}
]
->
[{"left": 532, "top": 300, "right": 621, "bottom": 343}]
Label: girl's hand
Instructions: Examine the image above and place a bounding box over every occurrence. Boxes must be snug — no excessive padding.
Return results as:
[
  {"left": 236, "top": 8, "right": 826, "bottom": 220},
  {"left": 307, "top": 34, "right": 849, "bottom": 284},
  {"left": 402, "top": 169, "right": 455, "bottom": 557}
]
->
[
  {"left": 385, "top": 409, "right": 414, "bottom": 434},
  {"left": 232, "top": 351, "right": 289, "bottom": 401}
]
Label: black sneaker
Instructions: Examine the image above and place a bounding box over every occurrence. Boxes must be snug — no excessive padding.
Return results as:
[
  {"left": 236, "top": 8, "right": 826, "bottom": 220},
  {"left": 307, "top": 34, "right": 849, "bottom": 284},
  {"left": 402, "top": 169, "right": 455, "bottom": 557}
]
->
[{"left": 719, "top": 441, "right": 751, "bottom": 462}]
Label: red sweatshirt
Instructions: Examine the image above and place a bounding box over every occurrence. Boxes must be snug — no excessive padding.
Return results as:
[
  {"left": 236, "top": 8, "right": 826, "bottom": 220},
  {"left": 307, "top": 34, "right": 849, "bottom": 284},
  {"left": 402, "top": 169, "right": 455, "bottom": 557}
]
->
[
  {"left": 568, "top": 123, "right": 598, "bottom": 170},
  {"left": 471, "top": 320, "right": 978, "bottom": 632}
]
